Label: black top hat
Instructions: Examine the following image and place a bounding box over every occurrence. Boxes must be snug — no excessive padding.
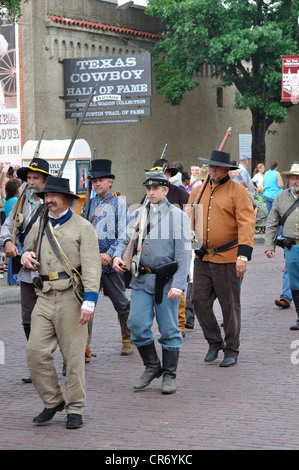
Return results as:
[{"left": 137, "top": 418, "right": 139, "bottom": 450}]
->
[
  {"left": 198, "top": 150, "right": 239, "bottom": 169},
  {"left": 17, "top": 158, "right": 49, "bottom": 182},
  {"left": 36, "top": 175, "right": 79, "bottom": 199},
  {"left": 148, "top": 158, "right": 178, "bottom": 177},
  {"left": 89, "top": 159, "right": 115, "bottom": 179}
]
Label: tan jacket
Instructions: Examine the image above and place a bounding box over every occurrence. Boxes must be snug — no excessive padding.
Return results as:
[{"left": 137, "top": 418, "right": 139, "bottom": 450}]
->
[
  {"left": 26, "top": 212, "right": 101, "bottom": 297},
  {"left": 188, "top": 176, "right": 255, "bottom": 263}
]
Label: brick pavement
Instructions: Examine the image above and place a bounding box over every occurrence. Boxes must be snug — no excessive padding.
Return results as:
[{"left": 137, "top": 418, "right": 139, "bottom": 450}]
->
[{"left": 1, "top": 240, "right": 299, "bottom": 451}]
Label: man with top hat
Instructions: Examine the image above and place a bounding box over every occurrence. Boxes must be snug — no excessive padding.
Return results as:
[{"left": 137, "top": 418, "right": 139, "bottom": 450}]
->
[
  {"left": 0, "top": 157, "right": 49, "bottom": 383},
  {"left": 113, "top": 169, "right": 191, "bottom": 394},
  {"left": 22, "top": 176, "right": 101, "bottom": 429},
  {"left": 265, "top": 163, "right": 299, "bottom": 330},
  {"left": 188, "top": 150, "right": 255, "bottom": 367},
  {"left": 86, "top": 158, "right": 133, "bottom": 356}
]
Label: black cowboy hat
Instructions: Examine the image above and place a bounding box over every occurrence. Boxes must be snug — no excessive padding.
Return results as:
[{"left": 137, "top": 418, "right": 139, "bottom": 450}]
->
[
  {"left": 17, "top": 158, "right": 49, "bottom": 182},
  {"left": 147, "top": 158, "right": 178, "bottom": 177},
  {"left": 88, "top": 159, "right": 115, "bottom": 179},
  {"left": 198, "top": 150, "right": 239, "bottom": 169},
  {"left": 36, "top": 175, "right": 79, "bottom": 199}
]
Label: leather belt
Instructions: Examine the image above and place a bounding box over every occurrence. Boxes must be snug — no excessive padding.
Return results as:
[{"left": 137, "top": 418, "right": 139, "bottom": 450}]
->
[
  {"left": 138, "top": 265, "right": 156, "bottom": 274},
  {"left": 195, "top": 238, "right": 238, "bottom": 257},
  {"left": 41, "top": 271, "right": 70, "bottom": 281}
]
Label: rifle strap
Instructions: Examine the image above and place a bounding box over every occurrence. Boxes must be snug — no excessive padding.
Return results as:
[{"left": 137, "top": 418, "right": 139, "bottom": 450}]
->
[
  {"left": 19, "top": 204, "right": 44, "bottom": 245},
  {"left": 45, "top": 223, "right": 83, "bottom": 304},
  {"left": 90, "top": 192, "right": 121, "bottom": 224},
  {"left": 278, "top": 197, "right": 299, "bottom": 226}
]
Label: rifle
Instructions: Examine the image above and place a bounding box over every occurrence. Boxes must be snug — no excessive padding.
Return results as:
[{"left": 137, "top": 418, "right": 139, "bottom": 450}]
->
[
  {"left": 12, "top": 130, "right": 45, "bottom": 244},
  {"left": 160, "top": 143, "right": 167, "bottom": 160},
  {"left": 33, "top": 87, "right": 95, "bottom": 269},
  {"left": 121, "top": 159, "right": 167, "bottom": 273},
  {"left": 191, "top": 127, "right": 232, "bottom": 235},
  {"left": 81, "top": 148, "right": 98, "bottom": 219}
]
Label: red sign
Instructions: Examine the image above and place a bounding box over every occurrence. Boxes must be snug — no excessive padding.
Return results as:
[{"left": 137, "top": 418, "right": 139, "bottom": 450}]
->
[{"left": 281, "top": 55, "right": 299, "bottom": 102}]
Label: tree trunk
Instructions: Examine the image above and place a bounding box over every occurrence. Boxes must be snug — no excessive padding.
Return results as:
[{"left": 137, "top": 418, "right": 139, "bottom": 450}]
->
[{"left": 250, "top": 108, "right": 267, "bottom": 176}]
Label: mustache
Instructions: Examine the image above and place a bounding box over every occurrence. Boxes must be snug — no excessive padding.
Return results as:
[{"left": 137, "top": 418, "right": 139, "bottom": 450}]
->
[
  {"left": 27, "top": 184, "right": 40, "bottom": 191},
  {"left": 45, "top": 201, "right": 57, "bottom": 208}
]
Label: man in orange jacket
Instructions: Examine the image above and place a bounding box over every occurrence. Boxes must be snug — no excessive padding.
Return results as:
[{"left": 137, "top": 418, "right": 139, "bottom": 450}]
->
[{"left": 188, "top": 150, "right": 255, "bottom": 367}]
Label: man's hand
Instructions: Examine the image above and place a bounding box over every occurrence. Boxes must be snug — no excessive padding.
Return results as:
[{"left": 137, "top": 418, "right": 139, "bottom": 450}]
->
[
  {"left": 168, "top": 288, "right": 182, "bottom": 300},
  {"left": 112, "top": 256, "right": 127, "bottom": 273},
  {"left": 265, "top": 250, "right": 275, "bottom": 259},
  {"left": 22, "top": 251, "right": 39, "bottom": 270},
  {"left": 79, "top": 309, "right": 93, "bottom": 325},
  {"left": 5, "top": 241, "right": 19, "bottom": 258},
  {"left": 101, "top": 253, "right": 112, "bottom": 267},
  {"left": 236, "top": 259, "right": 247, "bottom": 278}
]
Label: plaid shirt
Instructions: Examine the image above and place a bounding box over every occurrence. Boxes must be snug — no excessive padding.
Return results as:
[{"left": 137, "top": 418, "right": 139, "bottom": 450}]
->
[{"left": 88, "top": 192, "right": 129, "bottom": 273}]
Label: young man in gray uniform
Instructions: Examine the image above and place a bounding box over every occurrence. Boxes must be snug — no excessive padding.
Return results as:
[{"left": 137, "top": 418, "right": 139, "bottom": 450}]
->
[{"left": 113, "top": 169, "right": 191, "bottom": 394}]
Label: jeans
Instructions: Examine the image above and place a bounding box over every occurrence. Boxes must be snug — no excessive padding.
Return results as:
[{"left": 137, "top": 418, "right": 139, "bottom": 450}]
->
[
  {"left": 281, "top": 264, "right": 292, "bottom": 302},
  {"left": 263, "top": 196, "right": 274, "bottom": 218},
  {"left": 128, "top": 289, "right": 183, "bottom": 351}
]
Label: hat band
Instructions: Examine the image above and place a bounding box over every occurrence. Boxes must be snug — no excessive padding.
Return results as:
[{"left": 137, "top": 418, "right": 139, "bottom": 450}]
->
[{"left": 28, "top": 165, "right": 49, "bottom": 174}]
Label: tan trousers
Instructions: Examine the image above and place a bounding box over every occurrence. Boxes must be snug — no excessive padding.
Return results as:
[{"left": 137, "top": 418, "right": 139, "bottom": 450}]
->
[{"left": 26, "top": 288, "right": 87, "bottom": 415}]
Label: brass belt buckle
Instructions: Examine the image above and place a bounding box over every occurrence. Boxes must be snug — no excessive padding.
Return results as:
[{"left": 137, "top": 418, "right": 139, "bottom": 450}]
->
[
  {"left": 144, "top": 266, "right": 152, "bottom": 274},
  {"left": 48, "top": 271, "right": 59, "bottom": 281},
  {"left": 206, "top": 248, "right": 215, "bottom": 254}
]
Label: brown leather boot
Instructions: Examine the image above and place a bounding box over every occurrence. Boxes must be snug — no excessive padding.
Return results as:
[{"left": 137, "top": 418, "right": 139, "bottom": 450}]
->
[{"left": 118, "top": 312, "right": 134, "bottom": 355}]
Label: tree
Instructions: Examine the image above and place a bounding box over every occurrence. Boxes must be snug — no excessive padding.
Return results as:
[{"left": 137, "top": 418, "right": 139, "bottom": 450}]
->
[
  {"left": 146, "top": 0, "right": 299, "bottom": 170},
  {"left": 0, "top": 1, "right": 28, "bottom": 24}
]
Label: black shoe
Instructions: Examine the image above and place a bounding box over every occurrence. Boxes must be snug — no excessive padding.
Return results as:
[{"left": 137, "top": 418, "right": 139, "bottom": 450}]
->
[
  {"left": 66, "top": 413, "right": 83, "bottom": 429},
  {"left": 219, "top": 357, "right": 237, "bottom": 367},
  {"left": 290, "top": 321, "right": 299, "bottom": 330},
  {"left": 204, "top": 349, "right": 219, "bottom": 362},
  {"left": 33, "top": 401, "right": 65, "bottom": 424},
  {"left": 22, "top": 376, "right": 32, "bottom": 383}
]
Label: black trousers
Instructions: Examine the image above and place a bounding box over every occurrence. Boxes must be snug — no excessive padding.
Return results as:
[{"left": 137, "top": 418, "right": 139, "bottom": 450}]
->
[{"left": 192, "top": 259, "right": 242, "bottom": 359}]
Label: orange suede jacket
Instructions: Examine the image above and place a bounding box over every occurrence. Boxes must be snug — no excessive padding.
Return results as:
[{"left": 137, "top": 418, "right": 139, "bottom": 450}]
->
[{"left": 188, "top": 175, "right": 255, "bottom": 263}]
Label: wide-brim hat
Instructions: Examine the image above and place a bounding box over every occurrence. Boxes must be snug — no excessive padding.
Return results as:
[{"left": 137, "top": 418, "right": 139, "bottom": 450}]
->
[
  {"left": 17, "top": 157, "right": 49, "bottom": 182},
  {"left": 36, "top": 175, "right": 79, "bottom": 199},
  {"left": 143, "top": 169, "right": 169, "bottom": 187},
  {"left": 281, "top": 164, "right": 299, "bottom": 178},
  {"left": 147, "top": 158, "right": 178, "bottom": 177},
  {"left": 88, "top": 159, "right": 115, "bottom": 179},
  {"left": 198, "top": 150, "right": 239, "bottom": 169}
]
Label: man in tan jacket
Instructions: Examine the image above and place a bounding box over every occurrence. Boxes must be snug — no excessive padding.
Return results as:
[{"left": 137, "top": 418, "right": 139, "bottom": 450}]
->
[
  {"left": 188, "top": 150, "right": 255, "bottom": 367},
  {"left": 22, "top": 176, "right": 101, "bottom": 429}
]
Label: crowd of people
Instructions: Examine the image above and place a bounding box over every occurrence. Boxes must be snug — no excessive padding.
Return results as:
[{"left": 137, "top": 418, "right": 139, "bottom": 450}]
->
[{"left": 0, "top": 151, "right": 298, "bottom": 430}]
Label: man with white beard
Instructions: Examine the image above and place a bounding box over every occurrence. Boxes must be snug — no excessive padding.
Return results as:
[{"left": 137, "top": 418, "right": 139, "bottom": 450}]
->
[{"left": 265, "top": 163, "right": 299, "bottom": 330}]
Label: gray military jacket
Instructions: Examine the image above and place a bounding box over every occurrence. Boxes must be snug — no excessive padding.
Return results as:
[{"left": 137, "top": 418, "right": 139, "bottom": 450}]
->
[
  {"left": 114, "top": 198, "right": 192, "bottom": 295},
  {"left": 265, "top": 188, "right": 299, "bottom": 252},
  {"left": 0, "top": 190, "right": 43, "bottom": 283}
]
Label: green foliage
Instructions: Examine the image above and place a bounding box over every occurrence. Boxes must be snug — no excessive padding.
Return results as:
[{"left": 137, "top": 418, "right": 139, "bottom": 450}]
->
[
  {"left": 147, "top": 0, "right": 299, "bottom": 126},
  {"left": 0, "top": 0, "right": 28, "bottom": 24}
]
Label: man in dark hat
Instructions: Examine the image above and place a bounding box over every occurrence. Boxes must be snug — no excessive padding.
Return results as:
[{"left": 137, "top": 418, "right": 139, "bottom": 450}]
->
[
  {"left": 22, "top": 176, "right": 101, "bottom": 429},
  {"left": 113, "top": 169, "right": 191, "bottom": 394},
  {"left": 188, "top": 150, "right": 255, "bottom": 367},
  {"left": 0, "top": 157, "right": 49, "bottom": 383},
  {"left": 87, "top": 159, "right": 133, "bottom": 356}
]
